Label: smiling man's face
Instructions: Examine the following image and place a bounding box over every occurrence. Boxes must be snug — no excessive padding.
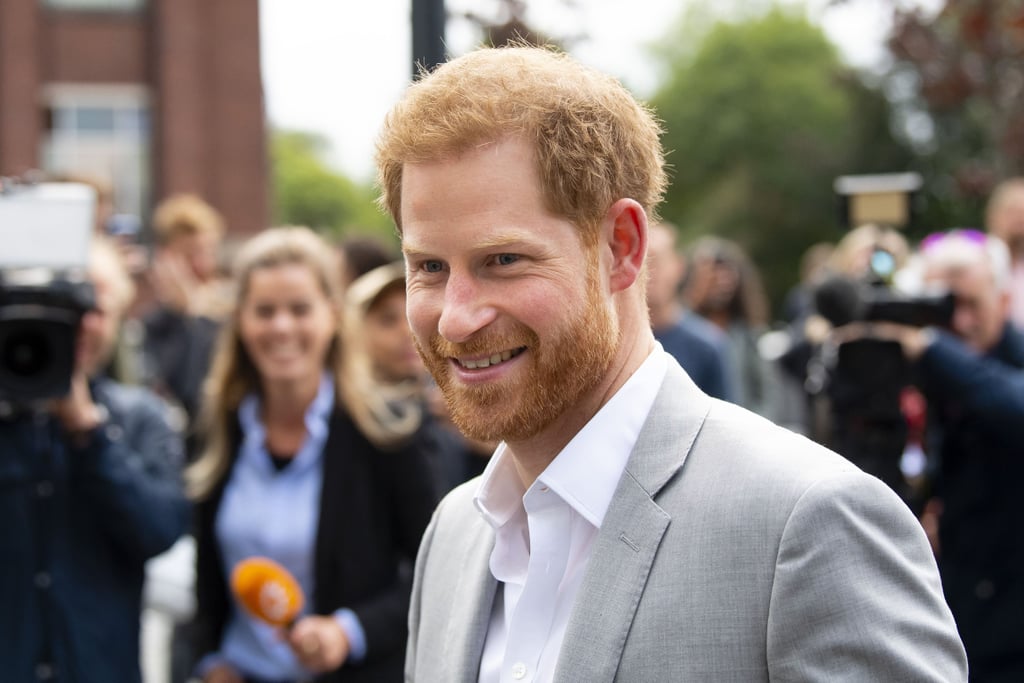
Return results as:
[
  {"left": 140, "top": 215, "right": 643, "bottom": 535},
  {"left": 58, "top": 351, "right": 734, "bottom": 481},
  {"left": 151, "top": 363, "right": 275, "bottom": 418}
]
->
[{"left": 401, "top": 137, "right": 619, "bottom": 444}]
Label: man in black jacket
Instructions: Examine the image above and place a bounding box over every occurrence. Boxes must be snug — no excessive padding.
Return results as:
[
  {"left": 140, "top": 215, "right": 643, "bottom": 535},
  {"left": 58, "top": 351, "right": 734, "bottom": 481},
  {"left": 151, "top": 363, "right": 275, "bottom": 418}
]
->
[{"left": 847, "top": 229, "right": 1024, "bottom": 681}]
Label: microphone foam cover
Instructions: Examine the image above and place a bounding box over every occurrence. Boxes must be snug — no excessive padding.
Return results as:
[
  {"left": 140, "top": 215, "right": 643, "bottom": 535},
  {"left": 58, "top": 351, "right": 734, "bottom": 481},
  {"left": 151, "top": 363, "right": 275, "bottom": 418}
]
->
[{"left": 230, "top": 556, "right": 305, "bottom": 627}]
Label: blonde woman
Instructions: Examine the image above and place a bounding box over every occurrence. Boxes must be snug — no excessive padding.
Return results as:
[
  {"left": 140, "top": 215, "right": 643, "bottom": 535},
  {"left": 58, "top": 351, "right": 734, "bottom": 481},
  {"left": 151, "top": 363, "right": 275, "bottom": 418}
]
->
[{"left": 187, "top": 227, "right": 437, "bottom": 683}]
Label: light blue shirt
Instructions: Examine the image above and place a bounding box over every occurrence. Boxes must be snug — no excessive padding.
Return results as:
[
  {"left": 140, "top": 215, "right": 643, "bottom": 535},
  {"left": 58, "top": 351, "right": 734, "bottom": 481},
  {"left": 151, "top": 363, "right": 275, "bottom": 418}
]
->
[{"left": 208, "top": 373, "right": 366, "bottom": 679}]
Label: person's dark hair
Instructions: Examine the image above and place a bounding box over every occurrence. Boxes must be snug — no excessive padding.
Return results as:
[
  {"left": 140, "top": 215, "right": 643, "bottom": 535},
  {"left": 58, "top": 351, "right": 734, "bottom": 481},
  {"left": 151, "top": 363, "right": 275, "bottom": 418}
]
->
[
  {"left": 339, "top": 234, "right": 400, "bottom": 285},
  {"left": 689, "top": 237, "right": 771, "bottom": 328}
]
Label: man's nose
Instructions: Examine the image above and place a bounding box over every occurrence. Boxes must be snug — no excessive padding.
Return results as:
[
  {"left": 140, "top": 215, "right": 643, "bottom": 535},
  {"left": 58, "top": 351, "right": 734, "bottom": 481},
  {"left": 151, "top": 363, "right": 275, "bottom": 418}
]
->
[{"left": 438, "top": 273, "right": 496, "bottom": 343}]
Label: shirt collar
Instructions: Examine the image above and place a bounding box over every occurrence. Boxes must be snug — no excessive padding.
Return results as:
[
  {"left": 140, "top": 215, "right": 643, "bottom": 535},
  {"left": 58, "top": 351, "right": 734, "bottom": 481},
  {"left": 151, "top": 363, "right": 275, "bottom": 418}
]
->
[
  {"left": 237, "top": 372, "right": 336, "bottom": 472},
  {"left": 475, "top": 345, "right": 668, "bottom": 530}
]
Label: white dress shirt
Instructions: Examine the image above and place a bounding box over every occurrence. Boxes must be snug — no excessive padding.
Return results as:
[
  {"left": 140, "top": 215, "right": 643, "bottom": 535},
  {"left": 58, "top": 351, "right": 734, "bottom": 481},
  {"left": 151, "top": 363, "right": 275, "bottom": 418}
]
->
[{"left": 474, "top": 347, "right": 668, "bottom": 683}]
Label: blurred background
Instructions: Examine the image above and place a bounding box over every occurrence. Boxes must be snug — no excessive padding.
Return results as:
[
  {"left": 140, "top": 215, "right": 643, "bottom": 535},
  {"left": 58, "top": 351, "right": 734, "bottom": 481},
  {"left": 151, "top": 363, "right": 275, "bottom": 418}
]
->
[
  {"left": 5, "top": 3, "right": 1024, "bottom": 681},
  {"left": 0, "top": 0, "right": 1015, "bottom": 317}
]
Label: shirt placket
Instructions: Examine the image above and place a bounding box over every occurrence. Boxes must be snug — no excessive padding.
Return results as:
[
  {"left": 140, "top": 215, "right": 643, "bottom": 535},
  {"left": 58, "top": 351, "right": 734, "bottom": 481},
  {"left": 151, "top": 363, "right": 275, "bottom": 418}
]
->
[{"left": 500, "top": 488, "right": 570, "bottom": 683}]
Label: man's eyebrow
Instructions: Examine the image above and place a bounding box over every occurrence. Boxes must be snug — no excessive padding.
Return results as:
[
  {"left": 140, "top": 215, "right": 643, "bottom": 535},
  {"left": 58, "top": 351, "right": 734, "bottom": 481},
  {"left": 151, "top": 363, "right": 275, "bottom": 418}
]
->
[
  {"left": 401, "top": 245, "right": 431, "bottom": 259},
  {"left": 473, "top": 232, "right": 539, "bottom": 250},
  {"left": 403, "top": 232, "right": 542, "bottom": 259}
]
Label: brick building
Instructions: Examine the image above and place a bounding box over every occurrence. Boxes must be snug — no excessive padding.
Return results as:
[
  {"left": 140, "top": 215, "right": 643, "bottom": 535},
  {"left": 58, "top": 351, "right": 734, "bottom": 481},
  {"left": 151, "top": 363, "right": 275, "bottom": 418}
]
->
[{"left": 0, "top": 0, "right": 268, "bottom": 236}]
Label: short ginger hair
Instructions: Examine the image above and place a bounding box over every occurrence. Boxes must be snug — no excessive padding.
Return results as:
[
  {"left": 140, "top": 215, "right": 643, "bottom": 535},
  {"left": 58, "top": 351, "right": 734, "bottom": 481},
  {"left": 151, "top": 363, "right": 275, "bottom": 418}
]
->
[{"left": 374, "top": 45, "right": 668, "bottom": 244}]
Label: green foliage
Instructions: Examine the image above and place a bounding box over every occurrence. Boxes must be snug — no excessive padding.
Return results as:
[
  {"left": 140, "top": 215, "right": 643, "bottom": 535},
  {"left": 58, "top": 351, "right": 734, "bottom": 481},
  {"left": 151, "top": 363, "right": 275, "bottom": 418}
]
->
[
  {"left": 880, "top": 1, "right": 1024, "bottom": 232},
  {"left": 650, "top": 7, "right": 911, "bottom": 313},
  {"left": 270, "top": 130, "right": 394, "bottom": 242}
]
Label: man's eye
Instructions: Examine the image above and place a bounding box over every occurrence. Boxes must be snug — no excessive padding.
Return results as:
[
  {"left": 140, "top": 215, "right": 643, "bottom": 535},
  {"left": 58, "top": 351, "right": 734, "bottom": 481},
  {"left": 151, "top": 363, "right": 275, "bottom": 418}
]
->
[
  {"left": 495, "top": 254, "right": 519, "bottom": 266},
  {"left": 422, "top": 261, "right": 444, "bottom": 273}
]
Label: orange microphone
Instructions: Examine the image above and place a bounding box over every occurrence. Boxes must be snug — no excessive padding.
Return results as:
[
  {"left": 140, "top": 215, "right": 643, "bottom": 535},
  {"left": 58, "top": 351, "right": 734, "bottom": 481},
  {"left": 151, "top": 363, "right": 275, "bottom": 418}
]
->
[{"left": 230, "top": 556, "right": 305, "bottom": 627}]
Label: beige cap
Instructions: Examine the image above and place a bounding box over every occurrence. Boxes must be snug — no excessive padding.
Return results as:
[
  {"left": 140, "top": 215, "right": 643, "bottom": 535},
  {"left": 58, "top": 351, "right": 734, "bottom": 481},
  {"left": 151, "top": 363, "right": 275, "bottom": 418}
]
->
[{"left": 345, "top": 260, "right": 406, "bottom": 312}]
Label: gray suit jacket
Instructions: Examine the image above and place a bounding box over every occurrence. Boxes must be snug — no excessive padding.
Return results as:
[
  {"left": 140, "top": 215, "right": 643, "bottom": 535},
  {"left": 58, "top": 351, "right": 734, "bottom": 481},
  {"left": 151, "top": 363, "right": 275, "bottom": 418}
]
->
[{"left": 406, "top": 360, "right": 967, "bottom": 681}]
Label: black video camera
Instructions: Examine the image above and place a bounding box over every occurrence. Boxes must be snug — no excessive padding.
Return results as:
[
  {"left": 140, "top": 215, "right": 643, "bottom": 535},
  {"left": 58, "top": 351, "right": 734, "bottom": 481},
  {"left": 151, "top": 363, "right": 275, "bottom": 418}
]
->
[
  {"left": 0, "top": 180, "right": 96, "bottom": 406},
  {"left": 805, "top": 250, "right": 954, "bottom": 498},
  {"left": 813, "top": 273, "right": 955, "bottom": 330},
  {"left": 811, "top": 248, "right": 954, "bottom": 406}
]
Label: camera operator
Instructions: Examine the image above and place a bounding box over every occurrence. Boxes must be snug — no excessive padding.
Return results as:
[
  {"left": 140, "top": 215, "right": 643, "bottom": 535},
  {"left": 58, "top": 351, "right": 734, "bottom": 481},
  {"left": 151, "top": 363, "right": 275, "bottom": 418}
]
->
[
  {"left": 0, "top": 236, "right": 190, "bottom": 683},
  {"left": 833, "top": 229, "right": 1024, "bottom": 681},
  {"left": 780, "top": 224, "right": 919, "bottom": 500}
]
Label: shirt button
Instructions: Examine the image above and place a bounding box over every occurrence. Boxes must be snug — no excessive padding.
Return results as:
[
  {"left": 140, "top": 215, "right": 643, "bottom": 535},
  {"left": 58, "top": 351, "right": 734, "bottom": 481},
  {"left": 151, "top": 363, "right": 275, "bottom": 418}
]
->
[
  {"left": 35, "top": 662, "right": 54, "bottom": 680},
  {"left": 36, "top": 481, "right": 53, "bottom": 498},
  {"left": 511, "top": 662, "right": 528, "bottom": 680},
  {"left": 34, "top": 572, "right": 51, "bottom": 589}
]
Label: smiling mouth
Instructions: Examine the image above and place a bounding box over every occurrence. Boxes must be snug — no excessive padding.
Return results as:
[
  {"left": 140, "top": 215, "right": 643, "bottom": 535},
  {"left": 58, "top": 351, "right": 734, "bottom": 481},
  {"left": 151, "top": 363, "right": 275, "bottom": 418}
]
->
[{"left": 455, "top": 347, "right": 525, "bottom": 370}]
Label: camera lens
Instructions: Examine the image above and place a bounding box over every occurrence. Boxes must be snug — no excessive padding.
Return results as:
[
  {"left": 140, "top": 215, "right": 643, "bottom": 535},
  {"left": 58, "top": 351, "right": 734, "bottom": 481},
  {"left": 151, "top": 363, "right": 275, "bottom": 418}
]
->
[
  {"left": 2, "top": 330, "right": 51, "bottom": 378},
  {"left": 870, "top": 249, "right": 896, "bottom": 280}
]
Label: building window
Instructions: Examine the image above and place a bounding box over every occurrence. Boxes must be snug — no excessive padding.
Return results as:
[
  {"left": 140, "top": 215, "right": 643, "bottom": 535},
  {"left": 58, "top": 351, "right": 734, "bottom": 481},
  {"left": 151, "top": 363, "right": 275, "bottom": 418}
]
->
[
  {"left": 42, "top": 0, "right": 146, "bottom": 10},
  {"left": 41, "top": 84, "right": 151, "bottom": 219}
]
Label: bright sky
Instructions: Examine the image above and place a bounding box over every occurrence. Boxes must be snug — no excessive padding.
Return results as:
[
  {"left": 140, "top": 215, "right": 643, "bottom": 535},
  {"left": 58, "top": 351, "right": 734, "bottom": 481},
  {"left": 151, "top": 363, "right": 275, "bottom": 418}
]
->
[{"left": 259, "top": 0, "right": 938, "bottom": 182}]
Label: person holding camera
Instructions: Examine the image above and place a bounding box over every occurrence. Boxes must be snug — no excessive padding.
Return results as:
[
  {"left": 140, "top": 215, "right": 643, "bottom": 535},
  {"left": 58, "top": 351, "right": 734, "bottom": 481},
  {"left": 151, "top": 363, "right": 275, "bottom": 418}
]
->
[
  {"left": 837, "top": 229, "right": 1024, "bottom": 681},
  {"left": 0, "top": 236, "right": 190, "bottom": 683}
]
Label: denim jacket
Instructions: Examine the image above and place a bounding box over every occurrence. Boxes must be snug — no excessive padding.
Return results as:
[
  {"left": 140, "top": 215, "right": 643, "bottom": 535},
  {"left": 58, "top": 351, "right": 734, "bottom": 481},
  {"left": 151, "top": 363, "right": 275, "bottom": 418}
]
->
[{"left": 0, "top": 378, "right": 190, "bottom": 683}]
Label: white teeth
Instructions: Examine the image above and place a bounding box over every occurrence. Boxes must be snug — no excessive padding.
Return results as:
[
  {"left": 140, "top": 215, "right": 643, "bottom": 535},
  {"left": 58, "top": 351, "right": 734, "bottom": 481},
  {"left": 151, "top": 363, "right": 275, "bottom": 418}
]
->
[{"left": 459, "top": 348, "right": 520, "bottom": 370}]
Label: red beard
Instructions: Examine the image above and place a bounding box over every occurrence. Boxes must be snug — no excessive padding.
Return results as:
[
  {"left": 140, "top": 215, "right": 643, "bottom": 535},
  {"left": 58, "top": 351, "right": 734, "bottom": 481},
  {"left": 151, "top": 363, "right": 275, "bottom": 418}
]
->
[{"left": 416, "top": 275, "right": 619, "bottom": 443}]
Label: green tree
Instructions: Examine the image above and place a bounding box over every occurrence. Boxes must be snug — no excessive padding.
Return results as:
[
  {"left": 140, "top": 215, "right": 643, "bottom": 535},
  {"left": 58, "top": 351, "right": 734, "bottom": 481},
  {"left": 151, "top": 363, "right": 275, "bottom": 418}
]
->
[
  {"left": 650, "top": 7, "right": 912, "bottom": 312},
  {"left": 270, "top": 129, "right": 394, "bottom": 240},
  {"left": 880, "top": 1, "right": 1024, "bottom": 229}
]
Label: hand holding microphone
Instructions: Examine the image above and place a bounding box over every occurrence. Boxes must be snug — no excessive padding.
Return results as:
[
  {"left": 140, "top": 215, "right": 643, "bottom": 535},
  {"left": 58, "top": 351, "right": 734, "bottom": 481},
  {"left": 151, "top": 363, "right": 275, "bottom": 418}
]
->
[
  {"left": 230, "top": 557, "right": 350, "bottom": 673},
  {"left": 230, "top": 556, "right": 305, "bottom": 627},
  {"left": 286, "top": 614, "right": 351, "bottom": 673}
]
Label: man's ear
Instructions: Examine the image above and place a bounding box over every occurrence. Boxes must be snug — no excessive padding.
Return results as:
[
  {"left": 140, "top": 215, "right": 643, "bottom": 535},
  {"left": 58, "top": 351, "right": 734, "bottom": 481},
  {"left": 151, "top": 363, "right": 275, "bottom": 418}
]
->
[{"left": 604, "top": 198, "right": 647, "bottom": 294}]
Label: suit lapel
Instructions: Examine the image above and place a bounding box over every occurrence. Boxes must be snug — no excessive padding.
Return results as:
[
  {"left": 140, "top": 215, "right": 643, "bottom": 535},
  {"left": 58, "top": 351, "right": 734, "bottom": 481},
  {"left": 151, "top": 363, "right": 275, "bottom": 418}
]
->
[
  {"left": 445, "top": 516, "right": 499, "bottom": 682},
  {"left": 554, "top": 361, "right": 710, "bottom": 682}
]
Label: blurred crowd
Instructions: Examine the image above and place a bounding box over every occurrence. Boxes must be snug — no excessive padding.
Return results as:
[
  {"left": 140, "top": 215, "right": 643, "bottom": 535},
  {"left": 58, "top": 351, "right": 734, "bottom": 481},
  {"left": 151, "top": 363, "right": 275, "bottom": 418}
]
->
[{"left": 3, "top": 171, "right": 1023, "bottom": 682}]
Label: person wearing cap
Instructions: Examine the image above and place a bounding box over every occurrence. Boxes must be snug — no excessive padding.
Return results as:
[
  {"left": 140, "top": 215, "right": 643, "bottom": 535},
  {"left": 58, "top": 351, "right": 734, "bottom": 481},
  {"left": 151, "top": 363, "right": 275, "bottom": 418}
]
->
[
  {"left": 345, "top": 261, "right": 424, "bottom": 389},
  {"left": 346, "top": 262, "right": 491, "bottom": 494}
]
